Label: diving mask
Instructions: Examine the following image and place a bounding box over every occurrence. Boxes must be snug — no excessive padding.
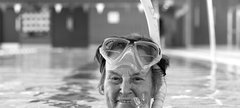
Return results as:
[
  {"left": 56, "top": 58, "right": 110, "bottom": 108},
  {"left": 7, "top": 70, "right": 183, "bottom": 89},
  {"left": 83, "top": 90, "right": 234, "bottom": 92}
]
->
[{"left": 99, "top": 37, "right": 162, "bottom": 72}]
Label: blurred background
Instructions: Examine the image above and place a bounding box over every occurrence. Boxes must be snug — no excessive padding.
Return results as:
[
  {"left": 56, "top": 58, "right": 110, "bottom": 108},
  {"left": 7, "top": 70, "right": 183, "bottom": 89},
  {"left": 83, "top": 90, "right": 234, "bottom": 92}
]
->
[{"left": 0, "top": 0, "right": 240, "bottom": 108}]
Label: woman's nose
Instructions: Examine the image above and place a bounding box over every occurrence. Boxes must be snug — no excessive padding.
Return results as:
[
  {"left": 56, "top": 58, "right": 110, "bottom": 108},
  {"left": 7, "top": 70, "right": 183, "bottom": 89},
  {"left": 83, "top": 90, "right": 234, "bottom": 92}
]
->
[{"left": 120, "top": 79, "right": 133, "bottom": 96}]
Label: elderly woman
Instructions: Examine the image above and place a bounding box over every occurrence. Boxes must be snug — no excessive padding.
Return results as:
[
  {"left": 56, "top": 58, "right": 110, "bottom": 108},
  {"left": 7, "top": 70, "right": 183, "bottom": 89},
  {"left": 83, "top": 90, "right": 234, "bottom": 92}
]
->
[{"left": 95, "top": 34, "right": 169, "bottom": 108}]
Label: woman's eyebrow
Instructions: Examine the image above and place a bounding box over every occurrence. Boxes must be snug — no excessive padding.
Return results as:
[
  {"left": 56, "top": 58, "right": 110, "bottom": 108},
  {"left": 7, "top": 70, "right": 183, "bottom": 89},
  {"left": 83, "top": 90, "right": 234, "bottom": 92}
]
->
[
  {"left": 132, "top": 73, "right": 141, "bottom": 76},
  {"left": 109, "top": 71, "right": 121, "bottom": 76}
]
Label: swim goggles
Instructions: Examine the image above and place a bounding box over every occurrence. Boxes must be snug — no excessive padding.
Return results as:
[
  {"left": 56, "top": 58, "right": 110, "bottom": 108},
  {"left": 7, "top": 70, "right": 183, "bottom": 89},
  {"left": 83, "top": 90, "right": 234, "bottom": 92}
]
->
[{"left": 99, "top": 37, "right": 162, "bottom": 71}]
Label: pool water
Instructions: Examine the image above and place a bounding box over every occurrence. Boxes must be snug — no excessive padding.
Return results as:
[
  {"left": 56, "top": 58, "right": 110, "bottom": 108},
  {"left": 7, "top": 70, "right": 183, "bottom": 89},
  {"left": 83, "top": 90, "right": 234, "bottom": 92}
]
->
[{"left": 0, "top": 48, "right": 239, "bottom": 108}]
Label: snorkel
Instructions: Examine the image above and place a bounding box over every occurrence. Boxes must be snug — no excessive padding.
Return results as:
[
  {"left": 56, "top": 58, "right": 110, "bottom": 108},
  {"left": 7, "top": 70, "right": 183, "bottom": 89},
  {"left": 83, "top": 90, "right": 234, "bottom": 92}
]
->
[{"left": 139, "top": 0, "right": 166, "bottom": 108}]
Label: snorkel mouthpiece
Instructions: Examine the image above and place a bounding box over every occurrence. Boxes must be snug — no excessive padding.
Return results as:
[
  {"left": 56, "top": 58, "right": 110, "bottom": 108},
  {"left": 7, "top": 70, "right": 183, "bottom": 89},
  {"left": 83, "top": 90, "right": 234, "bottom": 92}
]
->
[{"left": 132, "top": 93, "right": 147, "bottom": 108}]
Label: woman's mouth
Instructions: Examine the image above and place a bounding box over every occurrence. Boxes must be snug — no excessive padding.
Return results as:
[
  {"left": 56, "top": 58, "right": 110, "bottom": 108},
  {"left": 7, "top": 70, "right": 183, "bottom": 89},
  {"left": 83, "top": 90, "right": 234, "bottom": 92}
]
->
[{"left": 118, "top": 99, "right": 132, "bottom": 103}]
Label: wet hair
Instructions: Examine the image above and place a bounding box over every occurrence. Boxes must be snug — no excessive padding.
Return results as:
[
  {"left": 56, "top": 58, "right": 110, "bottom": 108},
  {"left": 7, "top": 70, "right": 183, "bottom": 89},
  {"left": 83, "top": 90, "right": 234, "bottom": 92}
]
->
[{"left": 95, "top": 34, "right": 170, "bottom": 95}]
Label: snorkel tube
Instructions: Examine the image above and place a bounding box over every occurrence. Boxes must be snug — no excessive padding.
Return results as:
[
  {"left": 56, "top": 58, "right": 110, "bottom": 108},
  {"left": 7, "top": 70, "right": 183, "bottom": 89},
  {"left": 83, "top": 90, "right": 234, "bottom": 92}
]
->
[
  {"left": 139, "top": 0, "right": 160, "bottom": 47},
  {"left": 139, "top": 0, "right": 165, "bottom": 108}
]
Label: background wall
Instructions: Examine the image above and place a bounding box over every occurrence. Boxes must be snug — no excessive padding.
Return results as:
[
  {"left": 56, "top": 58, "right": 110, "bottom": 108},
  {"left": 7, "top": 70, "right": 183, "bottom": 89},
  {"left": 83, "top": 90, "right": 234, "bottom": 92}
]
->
[
  {"left": 51, "top": 6, "right": 89, "bottom": 47},
  {"left": 191, "top": 0, "right": 209, "bottom": 45},
  {"left": 0, "top": 9, "right": 3, "bottom": 44},
  {"left": 0, "top": 0, "right": 239, "bottom": 48},
  {"left": 3, "top": 7, "right": 19, "bottom": 43},
  {"left": 214, "top": 0, "right": 230, "bottom": 45},
  {"left": 191, "top": 0, "right": 240, "bottom": 46},
  {"left": 89, "top": 6, "right": 149, "bottom": 44}
]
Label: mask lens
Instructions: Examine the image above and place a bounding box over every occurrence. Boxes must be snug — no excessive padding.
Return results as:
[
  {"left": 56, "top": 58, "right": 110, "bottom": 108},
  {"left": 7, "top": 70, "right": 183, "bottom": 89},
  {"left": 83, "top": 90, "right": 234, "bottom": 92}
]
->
[
  {"left": 136, "top": 42, "right": 159, "bottom": 65},
  {"left": 102, "top": 38, "right": 129, "bottom": 59}
]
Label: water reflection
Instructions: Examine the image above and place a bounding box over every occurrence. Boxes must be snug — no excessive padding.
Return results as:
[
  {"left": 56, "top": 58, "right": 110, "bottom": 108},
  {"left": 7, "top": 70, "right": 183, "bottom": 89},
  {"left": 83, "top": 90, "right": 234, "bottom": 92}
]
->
[
  {"left": 29, "top": 80, "right": 98, "bottom": 108},
  {"left": 164, "top": 56, "right": 240, "bottom": 108},
  {"left": 209, "top": 63, "right": 217, "bottom": 91},
  {"left": 29, "top": 60, "right": 100, "bottom": 108}
]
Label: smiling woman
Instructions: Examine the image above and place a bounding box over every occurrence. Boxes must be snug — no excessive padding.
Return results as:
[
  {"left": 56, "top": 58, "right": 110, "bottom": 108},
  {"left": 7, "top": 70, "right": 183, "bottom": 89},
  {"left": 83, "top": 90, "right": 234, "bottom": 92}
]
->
[{"left": 95, "top": 34, "right": 169, "bottom": 108}]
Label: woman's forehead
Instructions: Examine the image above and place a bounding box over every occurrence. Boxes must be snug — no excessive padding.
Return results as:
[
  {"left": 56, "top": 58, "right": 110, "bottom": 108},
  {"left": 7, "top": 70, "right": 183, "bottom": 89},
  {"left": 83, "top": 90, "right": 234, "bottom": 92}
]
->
[{"left": 105, "top": 67, "right": 151, "bottom": 76}]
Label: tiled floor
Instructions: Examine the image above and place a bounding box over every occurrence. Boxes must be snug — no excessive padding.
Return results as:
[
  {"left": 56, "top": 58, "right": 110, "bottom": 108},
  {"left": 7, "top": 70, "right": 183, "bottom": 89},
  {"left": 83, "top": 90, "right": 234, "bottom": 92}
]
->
[{"left": 0, "top": 45, "right": 240, "bottom": 108}]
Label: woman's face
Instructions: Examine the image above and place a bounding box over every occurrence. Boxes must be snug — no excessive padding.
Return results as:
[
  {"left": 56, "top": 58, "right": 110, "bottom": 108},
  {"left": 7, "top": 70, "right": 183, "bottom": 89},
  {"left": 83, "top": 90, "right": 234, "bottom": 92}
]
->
[{"left": 104, "top": 64, "right": 153, "bottom": 108}]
